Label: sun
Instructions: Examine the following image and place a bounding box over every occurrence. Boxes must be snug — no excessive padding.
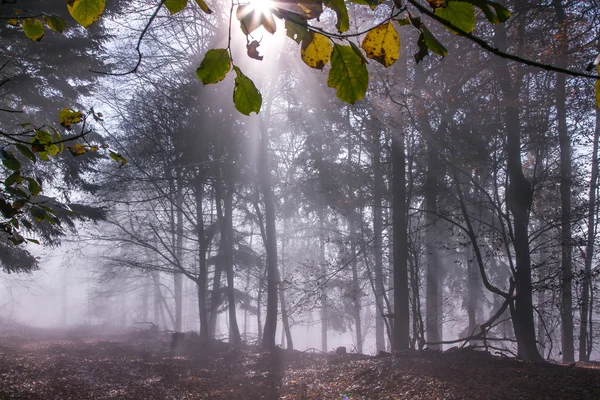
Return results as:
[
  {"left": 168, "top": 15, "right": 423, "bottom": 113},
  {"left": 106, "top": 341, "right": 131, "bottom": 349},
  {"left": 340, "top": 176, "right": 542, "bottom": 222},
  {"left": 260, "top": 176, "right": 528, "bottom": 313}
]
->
[{"left": 245, "top": 0, "right": 276, "bottom": 16}]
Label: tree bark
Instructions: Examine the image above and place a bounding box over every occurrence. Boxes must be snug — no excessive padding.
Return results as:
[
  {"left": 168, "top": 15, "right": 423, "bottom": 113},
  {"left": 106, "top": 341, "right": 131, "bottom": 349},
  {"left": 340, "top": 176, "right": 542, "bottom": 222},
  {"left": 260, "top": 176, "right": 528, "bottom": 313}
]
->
[
  {"left": 372, "top": 126, "right": 386, "bottom": 353},
  {"left": 425, "top": 140, "right": 442, "bottom": 349},
  {"left": 319, "top": 211, "right": 328, "bottom": 352},
  {"left": 391, "top": 127, "right": 410, "bottom": 351},
  {"left": 280, "top": 216, "right": 294, "bottom": 349},
  {"left": 580, "top": 94, "right": 600, "bottom": 361},
  {"left": 223, "top": 175, "right": 241, "bottom": 345},
  {"left": 493, "top": 16, "right": 543, "bottom": 361},
  {"left": 195, "top": 176, "right": 209, "bottom": 342},
  {"left": 259, "top": 118, "right": 279, "bottom": 349},
  {"left": 552, "top": 0, "right": 574, "bottom": 363}
]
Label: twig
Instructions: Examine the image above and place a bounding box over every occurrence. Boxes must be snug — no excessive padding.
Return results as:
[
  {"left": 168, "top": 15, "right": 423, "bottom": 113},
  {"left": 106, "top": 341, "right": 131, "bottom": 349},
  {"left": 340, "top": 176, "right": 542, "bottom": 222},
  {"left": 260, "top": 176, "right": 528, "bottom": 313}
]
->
[
  {"left": 406, "top": 0, "right": 600, "bottom": 80},
  {"left": 90, "top": 0, "right": 166, "bottom": 76}
]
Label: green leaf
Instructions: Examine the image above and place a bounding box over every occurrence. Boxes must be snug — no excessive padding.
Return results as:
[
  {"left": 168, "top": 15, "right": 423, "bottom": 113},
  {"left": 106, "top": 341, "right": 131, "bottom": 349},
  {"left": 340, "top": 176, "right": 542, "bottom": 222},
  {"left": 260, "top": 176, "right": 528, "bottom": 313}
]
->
[
  {"left": 22, "top": 220, "right": 33, "bottom": 230},
  {"left": 59, "top": 108, "right": 83, "bottom": 129},
  {"left": 46, "top": 144, "right": 60, "bottom": 157},
  {"left": 42, "top": 13, "right": 67, "bottom": 33},
  {"left": 349, "top": 41, "right": 368, "bottom": 64},
  {"left": 328, "top": 44, "right": 369, "bottom": 104},
  {"left": 30, "top": 206, "right": 47, "bottom": 223},
  {"left": 301, "top": 31, "right": 333, "bottom": 70},
  {"left": 2, "top": 154, "right": 21, "bottom": 171},
  {"left": 25, "top": 178, "right": 42, "bottom": 196},
  {"left": 67, "top": 0, "right": 105, "bottom": 28},
  {"left": 324, "top": 0, "right": 349, "bottom": 33},
  {"left": 196, "top": 49, "right": 231, "bottom": 85},
  {"left": 165, "top": 0, "right": 188, "bottom": 14},
  {"left": 26, "top": 238, "right": 40, "bottom": 245},
  {"left": 420, "top": 25, "right": 447, "bottom": 59},
  {"left": 233, "top": 66, "right": 262, "bottom": 116},
  {"left": 361, "top": 22, "right": 400, "bottom": 67},
  {"left": 5, "top": 171, "right": 22, "bottom": 187},
  {"left": 16, "top": 144, "right": 36, "bottom": 162},
  {"left": 285, "top": 18, "right": 307, "bottom": 44},
  {"left": 33, "top": 130, "right": 53, "bottom": 144},
  {"left": 7, "top": 187, "right": 29, "bottom": 201},
  {"left": 435, "top": 1, "right": 475, "bottom": 33},
  {"left": 109, "top": 150, "right": 127, "bottom": 167},
  {"left": 22, "top": 18, "right": 44, "bottom": 41}
]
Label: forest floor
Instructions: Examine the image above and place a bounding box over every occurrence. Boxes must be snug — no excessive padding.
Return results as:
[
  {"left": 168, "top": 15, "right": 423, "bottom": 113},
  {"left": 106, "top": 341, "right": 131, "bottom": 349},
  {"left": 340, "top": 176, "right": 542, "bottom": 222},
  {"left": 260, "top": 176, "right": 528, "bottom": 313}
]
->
[{"left": 0, "top": 327, "right": 599, "bottom": 399}]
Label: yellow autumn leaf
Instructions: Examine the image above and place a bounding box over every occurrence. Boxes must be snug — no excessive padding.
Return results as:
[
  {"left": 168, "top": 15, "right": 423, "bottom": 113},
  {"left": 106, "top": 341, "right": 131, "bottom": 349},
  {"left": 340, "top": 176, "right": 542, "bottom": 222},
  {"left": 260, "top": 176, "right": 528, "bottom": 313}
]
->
[
  {"left": 22, "top": 18, "right": 44, "bottom": 41},
  {"left": 68, "top": 143, "right": 87, "bottom": 156},
  {"left": 361, "top": 22, "right": 400, "bottom": 67},
  {"left": 300, "top": 32, "right": 332, "bottom": 70},
  {"left": 67, "top": 0, "right": 105, "bottom": 28}
]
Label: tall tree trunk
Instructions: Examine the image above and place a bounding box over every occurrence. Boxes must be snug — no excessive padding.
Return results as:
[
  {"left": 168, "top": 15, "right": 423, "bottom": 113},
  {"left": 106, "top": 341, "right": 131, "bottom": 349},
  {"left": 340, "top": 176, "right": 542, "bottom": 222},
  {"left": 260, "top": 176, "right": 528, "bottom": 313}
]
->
[
  {"left": 142, "top": 275, "right": 149, "bottom": 323},
  {"left": 319, "top": 211, "right": 328, "bottom": 352},
  {"left": 391, "top": 127, "right": 410, "bottom": 351},
  {"left": 280, "top": 216, "right": 294, "bottom": 349},
  {"left": 223, "top": 177, "right": 241, "bottom": 345},
  {"left": 494, "top": 16, "right": 543, "bottom": 361},
  {"left": 466, "top": 245, "right": 481, "bottom": 343},
  {"left": 425, "top": 141, "right": 442, "bottom": 349},
  {"left": 580, "top": 94, "right": 600, "bottom": 361},
  {"left": 153, "top": 271, "right": 161, "bottom": 327},
  {"left": 208, "top": 209, "right": 224, "bottom": 337},
  {"left": 174, "top": 180, "right": 184, "bottom": 333},
  {"left": 372, "top": 126, "right": 386, "bottom": 353},
  {"left": 195, "top": 177, "right": 209, "bottom": 342},
  {"left": 259, "top": 118, "right": 279, "bottom": 349},
  {"left": 350, "top": 220, "right": 363, "bottom": 353},
  {"left": 552, "top": 0, "right": 574, "bottom": 363}
]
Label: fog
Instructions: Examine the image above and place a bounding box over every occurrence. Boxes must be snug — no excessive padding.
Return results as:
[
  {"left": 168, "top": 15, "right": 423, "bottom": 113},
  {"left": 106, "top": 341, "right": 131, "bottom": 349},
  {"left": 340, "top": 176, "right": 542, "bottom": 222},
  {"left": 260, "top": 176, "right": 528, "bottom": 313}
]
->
[{"left": 1, "top": 1, "right": 600, "bottom": 397}]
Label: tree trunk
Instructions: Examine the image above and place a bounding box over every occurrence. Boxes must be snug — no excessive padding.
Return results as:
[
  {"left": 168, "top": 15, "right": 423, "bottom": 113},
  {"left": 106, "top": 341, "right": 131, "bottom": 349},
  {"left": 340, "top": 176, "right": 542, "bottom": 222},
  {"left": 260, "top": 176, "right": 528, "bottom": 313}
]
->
[
  {"left": 580, "top": 94, "right": 600, "bottom": 361},
  {"left": 195, "top": 177, "right": 209, "bottom": 342},
  {"left": 319, "top": 211, "right": 328, "bottom": 352},
  {"left": 259, "top": 118, "right": 279, "bottom": 349},
  {"left": 142, "top": 275, "right": 150, "bottom": 323},
  {"left": 552, "top": 0, "right": 574, "bottom": 363},
  {"left": 466, "top": 245, "right": 481, "bottom": 344},
  {"left": 425, "top": 140, "right": 442, "bottom": 349},
  {"left": 174, "top": 184, "right": 184, "bottom": 333},
  {"left": 494, "top": 17, "right": 543, "bottom": 362},
  {"left": 223, "top": 177, "right": 241, "bottom": 345},
  {"left": 372, "top": 126, "right": 386, "bottom": 353},
  {"left": 350, "top": 220, "right": 363, "bottom": 354},
  {"left": 280, "top": 217, "right": 294, "bottom": 349},
  {"left": 391, "top": 127, "right": 410, "bottom": 351}
]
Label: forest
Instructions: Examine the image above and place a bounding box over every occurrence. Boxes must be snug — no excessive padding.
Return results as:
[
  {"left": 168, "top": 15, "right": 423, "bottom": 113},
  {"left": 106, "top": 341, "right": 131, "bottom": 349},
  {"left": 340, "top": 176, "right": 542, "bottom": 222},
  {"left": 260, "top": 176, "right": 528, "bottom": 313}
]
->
[{"left": 1, "top": 0, "right": 600, "bottom": 398}]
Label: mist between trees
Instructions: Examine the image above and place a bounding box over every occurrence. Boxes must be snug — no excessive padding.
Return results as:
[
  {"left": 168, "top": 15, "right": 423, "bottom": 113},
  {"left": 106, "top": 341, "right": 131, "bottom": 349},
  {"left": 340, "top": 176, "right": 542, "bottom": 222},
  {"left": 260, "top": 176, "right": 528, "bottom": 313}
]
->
[{"left": 1, "top": 0, "right": 600, "bottom": 365}]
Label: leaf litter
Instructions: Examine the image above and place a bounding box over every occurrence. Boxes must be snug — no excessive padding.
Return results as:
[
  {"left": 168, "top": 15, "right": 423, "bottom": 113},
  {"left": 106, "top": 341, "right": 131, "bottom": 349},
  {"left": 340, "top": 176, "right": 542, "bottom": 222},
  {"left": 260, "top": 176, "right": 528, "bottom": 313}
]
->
[{"left": 0, "top": 328, "right": 598, "bottom": 399}]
